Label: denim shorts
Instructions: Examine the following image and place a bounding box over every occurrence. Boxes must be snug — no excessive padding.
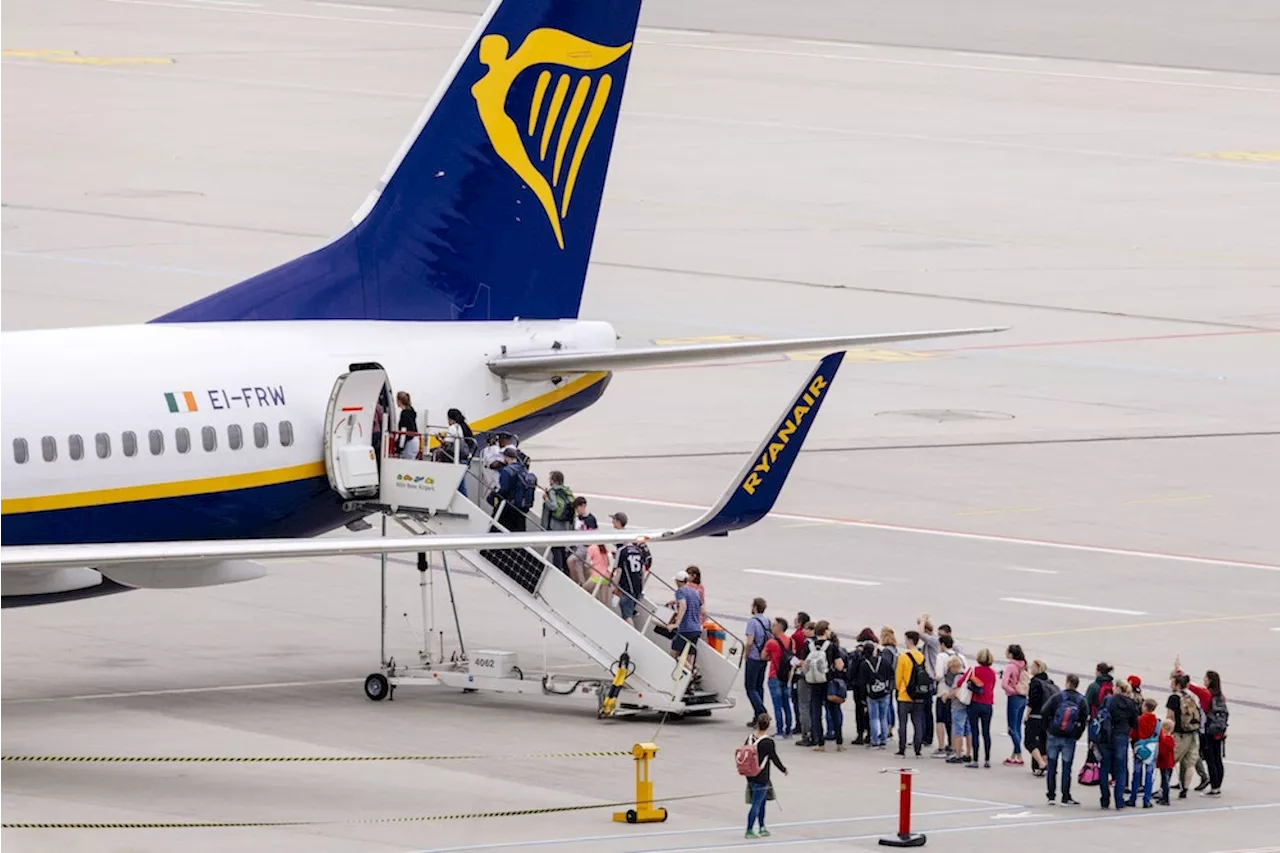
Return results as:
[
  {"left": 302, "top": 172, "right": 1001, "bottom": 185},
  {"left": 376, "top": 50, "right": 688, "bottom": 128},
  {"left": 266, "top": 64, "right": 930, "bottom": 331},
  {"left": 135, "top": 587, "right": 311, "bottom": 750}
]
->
[
  {"left": 672, "top": 632, "right": 701, "bottom": 654},
  {"left": 950, "top": 705, "right": 971, "bottom": 737}
]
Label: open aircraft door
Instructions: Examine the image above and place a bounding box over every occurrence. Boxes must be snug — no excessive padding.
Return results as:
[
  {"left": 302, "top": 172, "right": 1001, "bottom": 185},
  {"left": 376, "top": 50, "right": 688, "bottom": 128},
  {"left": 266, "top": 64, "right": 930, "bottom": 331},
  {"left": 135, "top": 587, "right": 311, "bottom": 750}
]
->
[{"left": 323, "top": 363, "right": 388, "bottom": 500}]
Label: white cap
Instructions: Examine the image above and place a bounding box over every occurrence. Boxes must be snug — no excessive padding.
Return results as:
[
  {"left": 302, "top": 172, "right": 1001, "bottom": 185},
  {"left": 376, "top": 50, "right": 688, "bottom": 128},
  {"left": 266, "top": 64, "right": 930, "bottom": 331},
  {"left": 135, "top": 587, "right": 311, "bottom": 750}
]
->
[{"left": 674, "top": 570, "right": 688, "bottom": 583}]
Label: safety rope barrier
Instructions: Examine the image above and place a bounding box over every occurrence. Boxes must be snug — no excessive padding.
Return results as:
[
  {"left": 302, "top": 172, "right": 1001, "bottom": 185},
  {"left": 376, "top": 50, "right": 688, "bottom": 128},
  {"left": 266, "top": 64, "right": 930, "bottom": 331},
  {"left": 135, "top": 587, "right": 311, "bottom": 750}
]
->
[
  {"left": 1, "top": 750, "right": 632, "bottom": 764},
  {"left": 0, "top": 791, "right": 726, "bottom": 829}
]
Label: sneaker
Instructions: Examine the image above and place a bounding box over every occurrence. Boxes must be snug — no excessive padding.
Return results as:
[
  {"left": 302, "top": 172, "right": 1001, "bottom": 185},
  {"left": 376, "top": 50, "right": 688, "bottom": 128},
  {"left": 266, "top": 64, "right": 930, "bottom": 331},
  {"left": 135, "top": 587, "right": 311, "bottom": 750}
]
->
[
  {"left": 1003, "top": 758, "right": 1019, "bottom": 767},
  {"left": 1061, "top": 797, "right": 1080, "bottom": 807},
  {"left": 932, "top": 749, "right": 949, "bottom": 759},
  {"left": 1195, "top": 778, "right": 1211, "bottom": 792},
  {"left": 878, "top": 743, "right": 888, "bottom": 750},
  {"left": 1046, "top": 793, "right": 1056, "bottom": 806},
  {"left": 984, "top": 761, "right": 991, "bottom": 769},
  {"left": 1179, "top": 789, "right": 1188, "bottom": 800},
  {"left": 837, "top": 744, "right": 847, "bottom": 752},
  {"left": 894, "top": 750, "right": 906, "bottom": 757},
  {"left": 794, "top": 739, "right": 812, "bottom": 748},
  {"left": 745, "top": 830, "right": 758, "bottom": 839},
  {"left": 758, "top": 828, "right": 772, "bottom": 837},
  {"left": 966, "top": 762, "right": 980, "bottom": 769},
  {"left": 1158, "top": 798, "right": 1171, "bottom": 807},
  {"left": 1205, "top": 790, "right": 1221, "bottom": 797},
  {"left": 946, "top": 755, "right": 966, "bottom": 764},
  {"left": 812, "top": 746, "right": 826, "bottom": 752},
  {"left": 1143, "top": 802, "right": 1153, "bottom": 809}
]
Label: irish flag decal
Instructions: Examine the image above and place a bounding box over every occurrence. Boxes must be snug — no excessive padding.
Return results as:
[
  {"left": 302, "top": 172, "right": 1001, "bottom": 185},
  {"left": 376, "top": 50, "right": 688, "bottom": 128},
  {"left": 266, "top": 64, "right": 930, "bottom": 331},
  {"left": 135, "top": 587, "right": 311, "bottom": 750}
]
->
[{"left": 165, "top": 391, "right": 199, "bottom": 413}]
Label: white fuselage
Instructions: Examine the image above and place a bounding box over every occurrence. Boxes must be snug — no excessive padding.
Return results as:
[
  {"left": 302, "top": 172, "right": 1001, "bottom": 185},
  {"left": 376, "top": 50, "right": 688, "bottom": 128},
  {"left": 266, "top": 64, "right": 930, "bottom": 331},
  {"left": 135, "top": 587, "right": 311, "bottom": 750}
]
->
[{"left": 0, "top": 320, "right": 615, "bottom": 549}]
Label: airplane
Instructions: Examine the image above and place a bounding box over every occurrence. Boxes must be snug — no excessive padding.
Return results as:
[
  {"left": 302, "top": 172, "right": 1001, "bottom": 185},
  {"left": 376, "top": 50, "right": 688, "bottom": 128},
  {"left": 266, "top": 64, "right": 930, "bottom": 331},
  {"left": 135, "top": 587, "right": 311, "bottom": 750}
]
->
[{"left": 0, "top": 0, "right": 1002, "bottom": 607}]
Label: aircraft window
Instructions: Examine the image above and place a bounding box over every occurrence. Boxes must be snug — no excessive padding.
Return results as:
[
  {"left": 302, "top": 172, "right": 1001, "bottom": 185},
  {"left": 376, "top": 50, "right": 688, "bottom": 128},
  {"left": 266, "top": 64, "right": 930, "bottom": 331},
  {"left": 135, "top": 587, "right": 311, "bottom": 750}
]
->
[
  {"left": 175, "top": 427, "right": 191, "bottom": 454},
  {"left": 253, "top": 422, "right": 268, "bottom": 449},
  {"left": 202, "top": 426, "right": 217, "bottom": 452},
  {"left": 13, "top": 438, "right": 29, "bottom": 464},
  {"left": 123, "top": 431, "right": 138, "bottom": 458},
  {"left": 228, "top": 424, "right": 243, "bottom": 451},
  {"left": 95, "top": 432, "right": 111, "bottom": 459},
  {"left": 279, "top": 420, "right": 294, "bottom": 447},
  {"left": 149, "top": 429, "right": 164, "bottom": 456},
  {"left": 69, "top": 434, "right": 85, "bottom": 461},
  {"left": 41, "top": 436, "right": 57, "bottom": 462}
]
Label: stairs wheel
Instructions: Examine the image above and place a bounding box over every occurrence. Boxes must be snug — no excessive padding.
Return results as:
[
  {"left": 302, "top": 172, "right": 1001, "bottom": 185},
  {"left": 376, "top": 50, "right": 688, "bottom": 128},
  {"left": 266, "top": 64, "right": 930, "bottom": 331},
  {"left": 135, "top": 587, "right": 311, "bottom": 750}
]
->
[{"left": 364, "top": 673, "right": 390, "bottom": 701}]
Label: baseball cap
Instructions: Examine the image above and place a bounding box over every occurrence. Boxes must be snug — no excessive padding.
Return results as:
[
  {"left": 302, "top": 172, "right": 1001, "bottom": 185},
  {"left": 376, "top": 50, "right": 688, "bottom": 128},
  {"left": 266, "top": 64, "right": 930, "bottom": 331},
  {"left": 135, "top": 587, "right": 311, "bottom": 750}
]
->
[
  {"left": 674, "top": 570, "right": 688, "bottom": 582},
  {"left": 610, "top": 511, "right": 628, "bottom": 526},
  {"left": 502, "top": 446, "right": 519, "bottom": 458}
]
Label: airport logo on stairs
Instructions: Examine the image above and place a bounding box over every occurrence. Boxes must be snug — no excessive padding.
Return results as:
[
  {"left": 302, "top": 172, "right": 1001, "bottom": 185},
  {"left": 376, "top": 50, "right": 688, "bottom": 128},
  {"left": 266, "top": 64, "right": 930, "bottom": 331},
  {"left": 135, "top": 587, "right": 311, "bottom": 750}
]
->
[{"left": 471, "top": 28, "right": 632, "bottom": 250}]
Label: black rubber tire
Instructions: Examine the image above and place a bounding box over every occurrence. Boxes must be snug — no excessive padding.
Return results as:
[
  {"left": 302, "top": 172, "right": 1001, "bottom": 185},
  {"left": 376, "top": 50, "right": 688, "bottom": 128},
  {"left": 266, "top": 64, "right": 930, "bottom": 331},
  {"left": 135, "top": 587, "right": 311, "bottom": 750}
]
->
[
  {"left": 659, "top": 808, "right": 669, "bottom": 822},
  {"left": 625, "top": 809, "right": 638, "bottom": 824},
  {"left": 364, "top": 673, "right": 389, "bottom": 701}
]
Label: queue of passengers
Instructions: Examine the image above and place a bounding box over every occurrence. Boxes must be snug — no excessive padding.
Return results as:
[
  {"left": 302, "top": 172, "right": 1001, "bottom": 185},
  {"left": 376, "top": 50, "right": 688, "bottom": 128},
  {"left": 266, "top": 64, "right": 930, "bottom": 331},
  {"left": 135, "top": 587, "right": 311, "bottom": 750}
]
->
[{"left": 740, "top": 608, "right": 1231, "bottom": 811}]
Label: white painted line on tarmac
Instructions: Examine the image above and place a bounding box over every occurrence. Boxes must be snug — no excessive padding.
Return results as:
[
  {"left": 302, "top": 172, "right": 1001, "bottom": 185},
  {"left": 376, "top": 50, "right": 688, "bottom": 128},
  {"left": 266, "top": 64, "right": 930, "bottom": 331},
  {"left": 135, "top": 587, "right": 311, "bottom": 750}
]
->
[
  {"left": 1007, "top": 567, "right": 1059, "bottom": 575},
  {"left": 625, "top": 801, "right": 1280, "bottom": 852},
  {"left": 413, "top": 806, "right": 1007, "bottom": 853},
  {"left": 915, "top": 791, "right": 1020, "bottom": 808},
  {"left": 2, "top": 678, "right": 361, "bottom": 704},
  {"left": 743, "top": 569, "right": 880, "bottom": 586},
  {"left": 587, "top": 492, "right": 1280, "bottom": 572},
  {"left": 314, "top": 1, "right": 397, "bottom": 10},
  {"left": 1226, "top": 760, "right": 1280, "bottom": 771},
  {"left": 1000, "top": 597, "right": 1146, "bottom": 616}
]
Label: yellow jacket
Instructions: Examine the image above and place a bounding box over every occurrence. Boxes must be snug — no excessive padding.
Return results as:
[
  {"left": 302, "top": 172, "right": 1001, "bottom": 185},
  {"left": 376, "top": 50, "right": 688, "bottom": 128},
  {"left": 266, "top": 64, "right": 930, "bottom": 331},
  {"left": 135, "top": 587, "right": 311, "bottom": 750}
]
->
[{"left": 896, "top": 649, "right": 926, "bottom": 703}]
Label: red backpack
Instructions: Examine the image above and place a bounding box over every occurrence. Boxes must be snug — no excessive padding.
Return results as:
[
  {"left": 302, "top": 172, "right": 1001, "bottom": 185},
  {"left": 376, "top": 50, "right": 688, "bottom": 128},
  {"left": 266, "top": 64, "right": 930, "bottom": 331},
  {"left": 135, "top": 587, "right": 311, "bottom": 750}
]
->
[
  {"left": 735, "top": 736, "right": 761, "bottom": 776},
  {"left": 1092, "top": 680, "right": 1114, "bottom": 717}
]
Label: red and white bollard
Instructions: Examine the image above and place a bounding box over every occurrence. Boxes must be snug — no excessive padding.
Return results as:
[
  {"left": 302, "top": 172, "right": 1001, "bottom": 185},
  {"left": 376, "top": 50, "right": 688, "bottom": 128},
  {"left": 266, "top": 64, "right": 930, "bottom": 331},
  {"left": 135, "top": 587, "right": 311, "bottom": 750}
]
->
[{"left": 878, "top": 767, "right": 926, "bottom": 847}]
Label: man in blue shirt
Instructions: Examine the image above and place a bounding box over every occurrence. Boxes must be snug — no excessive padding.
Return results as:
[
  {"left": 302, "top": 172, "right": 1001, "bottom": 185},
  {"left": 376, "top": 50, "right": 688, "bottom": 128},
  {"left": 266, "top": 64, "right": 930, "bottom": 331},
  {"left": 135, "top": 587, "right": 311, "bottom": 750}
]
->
[
  {"left": 744, "top": 597, "right": 770, "bottom": 723},
  {"left": 668, "top": 570, "right": 703, "bottom": 667}
]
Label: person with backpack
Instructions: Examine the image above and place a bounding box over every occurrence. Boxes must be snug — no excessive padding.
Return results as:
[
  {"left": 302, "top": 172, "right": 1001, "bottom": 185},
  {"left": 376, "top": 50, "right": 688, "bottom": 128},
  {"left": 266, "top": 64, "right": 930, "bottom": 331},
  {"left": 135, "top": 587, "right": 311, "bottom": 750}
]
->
[
  {"left": 932, "top": 633, "right": 963, "bottom": 758},
  {"left": 1201, "top": 670, "right": 1228, "bottom": 797},
  {"left": 1128, "top": 697, "right": 1161, "bottom": 808},
  {"left": 540, "top": 470, "right": 575, "bottom": 575},
  {"left": 1042, "top": 673, "right": 1089, "bottom": 806},
  {"left": 894, "top": 631, "right": 931, "bottom": 758},
  {"left": 495, "top": 446, "right": 535, "bottom": 531},
  {"left": 1025, "top": 660, "right": 1057, "bottom": 777},
  {"left": 1085, "top": 662, "right": 1115, "bottom": 716},
  {"left": 611, "top": 515, "right": 650, "bottom": 630},
  {"left": 804, "top": 621, "right": 838, "bottom": 751},
  {"left": 849, "top": 631, "right": 877, "bottom": 746},
  {"left": 825, "top": 635, "right": 848, "bottom": 752},
  {"left": 965, "top": 648, "right": 997, "bottom": 768},
  {"left": 862, "top": 640, "right": 895, "bottom": 750},
  {"left": 743, "top": 599, "right": 771, "bottom": 724},
  {"left": 1096, "top": 679, "right": 1140, "bottom": 810},
  {"left": 1183, "top": 667, "right": 1215, "bottom": 793},
  {"left": 1002, "top": 644, "right": 1030, "bottom": 767},
  {"left": 1165, "top": 672, "right": 1202, "bottom": 800},
  {"left": 940, "top": 655, "right": 972, "bottom": 764},
  {"left": 739, "top": 712, "right": 787, "bottom": 839},
  {"left": 790, "top": 614, "right": 812, "bottom": 746},
  {"left": 762, "top": 618, "right": 795, "bottom": 738}
]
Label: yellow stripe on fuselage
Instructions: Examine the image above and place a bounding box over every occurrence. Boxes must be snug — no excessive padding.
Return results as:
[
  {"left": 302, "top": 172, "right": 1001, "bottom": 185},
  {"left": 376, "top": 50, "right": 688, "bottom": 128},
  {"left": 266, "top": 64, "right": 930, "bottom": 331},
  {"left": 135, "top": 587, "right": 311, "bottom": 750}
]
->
[{"left": 0, "top": 372, "right": 610, "bottom": 516}]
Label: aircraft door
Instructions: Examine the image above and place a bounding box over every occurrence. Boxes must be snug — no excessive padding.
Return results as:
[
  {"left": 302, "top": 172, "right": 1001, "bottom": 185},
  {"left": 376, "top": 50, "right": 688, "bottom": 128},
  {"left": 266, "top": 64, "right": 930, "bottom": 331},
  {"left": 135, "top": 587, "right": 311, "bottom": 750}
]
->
[{"left": 323, "top": 364, "right": 389, "bottom": 500}]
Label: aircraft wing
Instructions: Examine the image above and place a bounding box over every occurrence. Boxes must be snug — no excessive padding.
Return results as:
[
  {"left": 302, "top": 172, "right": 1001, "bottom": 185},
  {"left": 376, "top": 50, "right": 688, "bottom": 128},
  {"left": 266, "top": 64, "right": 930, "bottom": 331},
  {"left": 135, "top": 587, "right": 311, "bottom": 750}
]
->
[
  {"left": 0, "top": 353, "right": 851, "bottom": 572},
  {"left": 487, "top": 327, "right": 1005, "bottom": 377}
]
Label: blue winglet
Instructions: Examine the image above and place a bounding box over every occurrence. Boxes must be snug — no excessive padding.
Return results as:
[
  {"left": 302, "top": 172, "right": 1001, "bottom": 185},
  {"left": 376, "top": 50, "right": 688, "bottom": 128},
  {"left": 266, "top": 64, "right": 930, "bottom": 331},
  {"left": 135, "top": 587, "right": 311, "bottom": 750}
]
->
[{"left": 669, "top": 352, "right": 846, "bottom": 539}]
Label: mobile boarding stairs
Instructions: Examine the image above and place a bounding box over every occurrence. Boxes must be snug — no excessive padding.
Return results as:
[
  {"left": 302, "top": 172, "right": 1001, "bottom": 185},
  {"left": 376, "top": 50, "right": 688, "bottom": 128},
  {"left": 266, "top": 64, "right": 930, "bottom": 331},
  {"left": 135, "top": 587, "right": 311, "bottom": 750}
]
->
[{"left": 322, "top": 355, "right": 848, "bottom": 717}]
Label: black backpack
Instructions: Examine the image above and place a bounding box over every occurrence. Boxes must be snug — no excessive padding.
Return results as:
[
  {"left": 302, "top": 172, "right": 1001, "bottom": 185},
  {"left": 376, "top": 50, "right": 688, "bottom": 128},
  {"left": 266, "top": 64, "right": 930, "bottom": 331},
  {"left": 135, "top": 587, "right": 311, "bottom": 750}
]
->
[
  {"left": 907, "top": 653, "right": 932, "bottom": 700},
  {"left": 1206, "top": 694, "right": 1229, "bottom": 736}
]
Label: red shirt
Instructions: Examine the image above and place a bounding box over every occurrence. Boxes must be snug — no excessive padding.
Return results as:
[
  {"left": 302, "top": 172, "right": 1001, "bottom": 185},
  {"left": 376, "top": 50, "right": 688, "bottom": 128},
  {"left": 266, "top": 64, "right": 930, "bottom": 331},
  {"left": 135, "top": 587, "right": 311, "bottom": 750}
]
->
[
  {"left": 1132, "top": 712, "right": 1158, "bottom": 742},
  {"left": 969, "top": 665, "right": 997, "bottom": 706},
  {"left": 1187, "top": 683, "right": 1212, "bottom": 712},
  {"left": 1157, "top": 732, "right": 1176, "bottom": 770},
  {"left": 762, "top": 634, "right": 792, "bottom": 680},
  {"left": 790, "top": 628, "right": 808, "bottom": 659}
]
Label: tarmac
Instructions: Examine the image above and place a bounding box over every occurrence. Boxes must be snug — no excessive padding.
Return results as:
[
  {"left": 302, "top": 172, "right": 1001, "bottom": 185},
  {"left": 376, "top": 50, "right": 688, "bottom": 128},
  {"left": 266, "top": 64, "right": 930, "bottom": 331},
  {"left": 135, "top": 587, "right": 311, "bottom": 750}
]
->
[{"left": 3, "top": 0, "right": 1280, "bottom": 850}]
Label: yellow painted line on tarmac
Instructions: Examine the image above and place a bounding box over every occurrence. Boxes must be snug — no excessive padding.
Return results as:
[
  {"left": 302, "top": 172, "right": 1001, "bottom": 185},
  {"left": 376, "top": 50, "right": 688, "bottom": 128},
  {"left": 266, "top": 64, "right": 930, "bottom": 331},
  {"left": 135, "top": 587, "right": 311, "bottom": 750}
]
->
[
  {"left": 652, "top": 334, "right": 760, "bottom": 346},
  {"left": 1125, "top": 494, "right": 1212, "bottom": 505},
  {"left": 1193, "top": 150, "right": 1280, "bottom": 163},
  {"left": 2, "top": 49, "right": 174, "bottom": 66},
  {"left": 971, "top": 611, "right": 1280, "bottom": 642},
  {"left": 958, "top": 506, "right": 1044, "bottom": 517}
]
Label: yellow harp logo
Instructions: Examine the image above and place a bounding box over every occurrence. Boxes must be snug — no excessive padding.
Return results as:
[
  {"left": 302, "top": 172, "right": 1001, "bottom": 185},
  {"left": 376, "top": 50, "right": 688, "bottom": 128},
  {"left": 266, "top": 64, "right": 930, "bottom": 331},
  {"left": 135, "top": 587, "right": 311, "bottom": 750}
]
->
[{"left": 471, "top": 29, "right": 632, "bottom": 249}]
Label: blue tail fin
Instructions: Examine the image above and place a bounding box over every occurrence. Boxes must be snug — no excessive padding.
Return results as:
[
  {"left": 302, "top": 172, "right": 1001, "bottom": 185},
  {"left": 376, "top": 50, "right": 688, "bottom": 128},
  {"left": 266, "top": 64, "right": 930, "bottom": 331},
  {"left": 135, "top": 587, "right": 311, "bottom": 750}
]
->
[{"left": 155, "top": 0, "right": 641, "bottom": 324}]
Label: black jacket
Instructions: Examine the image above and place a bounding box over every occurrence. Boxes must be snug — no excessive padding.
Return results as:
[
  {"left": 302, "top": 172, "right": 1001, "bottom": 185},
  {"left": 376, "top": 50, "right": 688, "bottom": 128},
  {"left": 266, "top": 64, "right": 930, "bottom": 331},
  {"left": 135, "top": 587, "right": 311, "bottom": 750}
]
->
[
  {"left": 1027, "top": 672, "right": 1056, "bottom": 718},
  {"left": 746, "top": 735, "right": 787, "bottom": 785},
  {"left": 1106, "top": 695, "right": 1141, "bottom": 735}
]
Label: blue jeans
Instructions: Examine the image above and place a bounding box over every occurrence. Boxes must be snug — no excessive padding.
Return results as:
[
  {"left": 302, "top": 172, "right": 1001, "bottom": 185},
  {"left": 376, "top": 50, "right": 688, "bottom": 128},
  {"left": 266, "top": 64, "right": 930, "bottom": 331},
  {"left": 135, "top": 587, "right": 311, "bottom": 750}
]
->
[
  {"left": 868, "top": 695, "right": 892, "bottom": 746},
  {"left": 1007, "top": 694, "right": 1027, "bottom": 754},
  {"left": 768, "top": 677, "right": 793, "bottom": 736},
  {"left": 747, "top": 781, "right": 769, "bottom": 832},
  {"left": 1098, "top": 733, "right": 1130, "bottom": 808},
  {"left": 1128, "top": 759, "right": 1155, "bottom": 807},
  {"left": 1045, "top": 735, "right": 1077, "bottom": 801},
  {"left": 825, "top": 700, "right": 844, "bottom": 745},
  {"left": 744, "top": 659, "right": 768, "bottom": 717}
]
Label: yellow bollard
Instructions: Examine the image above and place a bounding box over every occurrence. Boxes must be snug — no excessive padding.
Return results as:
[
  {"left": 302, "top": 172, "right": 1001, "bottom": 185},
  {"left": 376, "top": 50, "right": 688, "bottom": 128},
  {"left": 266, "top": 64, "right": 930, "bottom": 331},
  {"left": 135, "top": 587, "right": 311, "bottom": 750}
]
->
[{"left": 613, "top": 742, "right": 668, "bottom": 823}]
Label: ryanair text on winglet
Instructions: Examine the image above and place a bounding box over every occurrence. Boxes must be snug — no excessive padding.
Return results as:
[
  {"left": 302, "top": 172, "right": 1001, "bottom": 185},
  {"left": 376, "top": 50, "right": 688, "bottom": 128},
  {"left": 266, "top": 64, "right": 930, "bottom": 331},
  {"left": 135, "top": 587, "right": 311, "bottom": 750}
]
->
[{"left": 740, "top": 372, "right": 829, "bottom": 495}]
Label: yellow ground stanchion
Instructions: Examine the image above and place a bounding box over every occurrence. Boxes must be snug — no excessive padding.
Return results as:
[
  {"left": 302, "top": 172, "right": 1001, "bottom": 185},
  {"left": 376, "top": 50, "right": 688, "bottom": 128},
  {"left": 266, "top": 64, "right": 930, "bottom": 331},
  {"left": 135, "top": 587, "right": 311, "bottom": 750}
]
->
[{"left": 613, "top": 743, "right": 668, "bottom": 824}]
